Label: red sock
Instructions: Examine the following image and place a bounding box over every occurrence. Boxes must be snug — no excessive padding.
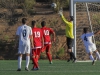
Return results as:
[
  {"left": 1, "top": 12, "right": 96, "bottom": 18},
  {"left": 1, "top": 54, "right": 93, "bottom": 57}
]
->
[
  {"left": 32, "top": 57, "right": 38, "bottom": 68},
  {"left": 37, "top": 48, "right": 41, "bottom": 61},
  {"left": 46, "top": 52, "right": 52, "bottom": 62}
]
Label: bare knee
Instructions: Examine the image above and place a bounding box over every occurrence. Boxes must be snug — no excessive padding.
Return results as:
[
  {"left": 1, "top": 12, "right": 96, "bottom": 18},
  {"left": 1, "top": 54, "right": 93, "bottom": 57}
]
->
[
  {"left": 88, "top": 52, "right": 92, "bottom": 56},
  {"left": 26, "top": 53, "right": 30, "bottom": 56}
]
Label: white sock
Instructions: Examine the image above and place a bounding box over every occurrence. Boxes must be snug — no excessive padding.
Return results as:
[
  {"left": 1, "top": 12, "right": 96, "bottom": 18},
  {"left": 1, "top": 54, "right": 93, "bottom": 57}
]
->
[
  {"left": 89, "top": 55, "right": 94, "bottom": 61},
  {"left": 96, "top": 51, "right": 100, "bottom": 60},
  {"left": 18, "top": 56, "right": 22, "bottom": 69},
  {"left": 26, "top": 56, "right": 30, "bottom": 68}
]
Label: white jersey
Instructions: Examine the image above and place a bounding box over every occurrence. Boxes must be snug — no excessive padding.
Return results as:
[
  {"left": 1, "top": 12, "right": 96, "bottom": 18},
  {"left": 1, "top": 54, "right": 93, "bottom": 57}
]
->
[
  {"left": 81, "top": 32, "right": 96, "bottom": 53},
  {"left": 16, "top": 24, "right": 32, "bottom": 46},
  {"left": 81, "top": 32, "right": 94, "bottom": 47}
]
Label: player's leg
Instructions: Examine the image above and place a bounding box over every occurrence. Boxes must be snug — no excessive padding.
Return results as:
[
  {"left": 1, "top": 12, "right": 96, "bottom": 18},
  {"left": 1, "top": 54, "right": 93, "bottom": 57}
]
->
[
  {"left": 17, "top": 45, "right": 23, "bottom": 71},
  {"left": 86, "top": 46, "right": 95, "bottom": 65},
  {"left": 25, "top": 53, "right": 30, "bottom": 71},
  {"left": 46, "top": 44, "right": 52, "bottom": 64},
  {"left": 41, "top": 46, "right": 46, "bottom": 52},
  {"left": 88, "top": 52, "right": 95, "bottom": 65},
  {"left": 31, "top": 49, "right": 39, "bottom": 70},
  {"left": 92, "top": 44, "right": 100, "bottom": 60},
  {"left": 25, "top": 45, "right": 31, "bottom": 71},
  {"left": 67, "top": 37, "right": 76, "bottom": 62},
  {"left": 17, "top": 54, "right": 22, "bottom": 71},
  {"left": 95, "top": 50, "right": 100, "bottom": 60},
  {"left": 37, "top": 48, "right": 41, "bottom": 62},
  {"left": 68, "top": 49, "right": 76, "bottom": 63}
]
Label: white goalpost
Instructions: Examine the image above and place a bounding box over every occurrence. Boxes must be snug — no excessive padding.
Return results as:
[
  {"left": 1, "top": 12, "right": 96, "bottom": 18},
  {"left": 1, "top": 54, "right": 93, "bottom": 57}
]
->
[{"left": 70, "top": 0, "right": 100, "bottom": 61}]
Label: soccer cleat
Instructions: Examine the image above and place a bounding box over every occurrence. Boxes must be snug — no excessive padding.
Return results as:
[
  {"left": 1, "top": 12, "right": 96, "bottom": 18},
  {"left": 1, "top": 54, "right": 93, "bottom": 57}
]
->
[
  {"left": 31, "top": 68, "right": 39, "bottom": 71},
  {"left": 17, "top": 68, "right": 21, "bottom": 71},
  {"left": 50, "top": 61, "right": 53, "bottom": 64},
  {"left": 95, "top": 57, "right": 98, "bottom": 61},
  {"left": 92, "top": 60, "right": 95, "bottom": 65},
  {"left": 72, "top": 59, "right": 77, "bottom": 63},
  {"left": 67, "top": 59, "right": 70, "bottom": 62},
  {"left": 25, "top": 67, "right": 30, "bottom": 71}
]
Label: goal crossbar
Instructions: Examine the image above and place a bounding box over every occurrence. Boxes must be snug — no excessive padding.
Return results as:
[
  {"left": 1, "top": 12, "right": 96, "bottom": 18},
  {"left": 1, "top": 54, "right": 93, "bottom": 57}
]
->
[{"left": 74, "top": 0, "right": 100, "bottom": 3}]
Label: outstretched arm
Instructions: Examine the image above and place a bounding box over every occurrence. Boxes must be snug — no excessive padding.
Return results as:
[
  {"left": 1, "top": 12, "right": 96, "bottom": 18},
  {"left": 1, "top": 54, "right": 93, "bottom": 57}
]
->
[
  {"left": 94, "top": 30, "right": 100, "bottom": 35},
  {"left": 61, "top": 15, "right": 69, "bottom": 25},
  {"left": 59, "top": 10, "right": 71, "bottom": 25}
]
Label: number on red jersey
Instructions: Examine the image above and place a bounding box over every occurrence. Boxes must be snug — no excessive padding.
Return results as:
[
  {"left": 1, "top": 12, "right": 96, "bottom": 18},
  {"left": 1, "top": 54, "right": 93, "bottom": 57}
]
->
[
  {"left": 34, "top": 31, "right": 40, "bottom": 37},
  {"left": 44, "top": 30, "right": 49, "bottom": 35}
]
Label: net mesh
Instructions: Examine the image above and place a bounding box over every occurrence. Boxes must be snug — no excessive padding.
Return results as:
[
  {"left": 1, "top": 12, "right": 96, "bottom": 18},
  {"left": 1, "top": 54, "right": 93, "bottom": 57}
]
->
[{"left": 76, "top": 2, "right": 100, "bottom": 60}]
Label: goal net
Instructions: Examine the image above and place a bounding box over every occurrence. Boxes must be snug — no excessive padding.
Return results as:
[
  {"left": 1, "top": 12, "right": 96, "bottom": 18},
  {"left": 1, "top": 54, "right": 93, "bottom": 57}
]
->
[{"left": 73, "top": 0, "right": 100, "bottom": 61}]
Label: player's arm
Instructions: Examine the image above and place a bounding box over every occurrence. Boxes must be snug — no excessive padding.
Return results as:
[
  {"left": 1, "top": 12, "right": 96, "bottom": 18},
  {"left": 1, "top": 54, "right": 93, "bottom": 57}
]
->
[
  {"left": 13, "top": 35, "right": 19, "bottom": 50},
  {"left": 52, "top": 32, "right": 56, "bottom": 42},
  {"left": 42, "top": 36, "right": 44, "bottom": 47},
  {"left": 94, "top": 30, "right": 100, "bottom": 35},
  {"left": 50, "top": 28, "right": 56, "bottom": 42},
  {"left": 15, "top": 28, "right": 19, "bottom": 48},
  {"left": 30, "top": 28, "right": 34, "bottom": 49},
  {"left": 60, "top": 14, "right": 71, "bottom": 27},
  {"left": 30, "top": 35, "right": 34, "bottom": 49}
]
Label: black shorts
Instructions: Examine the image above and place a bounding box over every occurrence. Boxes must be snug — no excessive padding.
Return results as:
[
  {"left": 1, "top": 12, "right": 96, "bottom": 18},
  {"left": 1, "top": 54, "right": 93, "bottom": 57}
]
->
[{"left": 66, "top": 37, "right": 74, "bottom": 49}]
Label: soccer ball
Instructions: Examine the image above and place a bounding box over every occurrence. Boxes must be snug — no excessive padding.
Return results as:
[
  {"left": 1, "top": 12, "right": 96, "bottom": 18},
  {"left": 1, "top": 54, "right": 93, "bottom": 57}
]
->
[{"left": 51, "top": 3, "right": 57, "bottom": 8}]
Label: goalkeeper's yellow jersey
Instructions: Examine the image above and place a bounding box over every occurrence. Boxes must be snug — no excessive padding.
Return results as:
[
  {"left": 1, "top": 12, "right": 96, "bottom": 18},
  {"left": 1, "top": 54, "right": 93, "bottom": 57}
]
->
[{"left": 61, "top": 15, "right": 74, "bottom": 39}]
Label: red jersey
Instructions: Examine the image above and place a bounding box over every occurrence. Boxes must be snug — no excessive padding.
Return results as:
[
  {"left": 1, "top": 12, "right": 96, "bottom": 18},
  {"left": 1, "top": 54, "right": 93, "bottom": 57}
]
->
[
  {"left": 32, "top": 27, "right": 43, "bottom": 49},
  {"left": 41, "top": 27, "right": 54, "bottom": 44}
]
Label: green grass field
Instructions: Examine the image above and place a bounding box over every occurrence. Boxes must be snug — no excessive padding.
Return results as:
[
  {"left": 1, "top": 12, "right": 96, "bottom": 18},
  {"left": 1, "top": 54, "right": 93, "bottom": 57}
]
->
[{"left": 0, "top": 60, "right": 100, "bottom": 75}]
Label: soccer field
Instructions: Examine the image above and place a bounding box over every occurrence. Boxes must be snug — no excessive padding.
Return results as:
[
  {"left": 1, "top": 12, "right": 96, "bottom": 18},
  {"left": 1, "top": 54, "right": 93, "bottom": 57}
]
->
[{"left": 0, "top": 60, "right": 100, "bottom": 75}]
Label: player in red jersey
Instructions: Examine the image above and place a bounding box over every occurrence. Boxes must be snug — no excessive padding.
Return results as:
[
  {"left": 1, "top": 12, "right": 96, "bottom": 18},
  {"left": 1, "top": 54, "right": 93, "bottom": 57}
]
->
[
  {"left": 31, "top": 20, "right": 43, "bottom": 70},
  {"left": 41, "top": 21, "right": 55, "bottom": 64}
]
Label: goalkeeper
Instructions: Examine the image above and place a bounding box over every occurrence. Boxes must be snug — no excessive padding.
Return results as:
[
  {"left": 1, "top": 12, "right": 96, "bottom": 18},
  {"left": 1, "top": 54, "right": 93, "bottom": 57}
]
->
[{"left": 59, "top": 10, "right": 76, "bottom": 63}]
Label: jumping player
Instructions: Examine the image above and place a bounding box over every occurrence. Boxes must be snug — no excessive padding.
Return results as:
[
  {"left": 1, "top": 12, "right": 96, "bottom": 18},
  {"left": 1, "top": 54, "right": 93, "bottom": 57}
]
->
[
  {"left": 16, "top": 18, "right": 33, "bottom": 71},
  {"left": 59, "top": 10, "right": 76, "bottom": 63},
  {"left": 41, "top": 21, "right": 55, "bottom": 64},
  {"left": 81, "top": 27, "right": 100, "bottom": 65}
]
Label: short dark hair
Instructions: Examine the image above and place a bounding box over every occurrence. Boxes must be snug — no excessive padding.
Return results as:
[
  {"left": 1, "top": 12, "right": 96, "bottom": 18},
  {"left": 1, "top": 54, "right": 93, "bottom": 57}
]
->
[
  {"left": 31, "top": 20, "right": 36, "bottom": 27},
  {"left": 22, "top": 18, "right": 27, "bottom": 24},
  {"left": 83, "top": 27, "right": 88, "bottom": 33},
  {"left": 41, "top": 21, "right": 46, "bottom": 27},
  {"left": 70, "top": 16, "right": 74, "bottom": 21}
]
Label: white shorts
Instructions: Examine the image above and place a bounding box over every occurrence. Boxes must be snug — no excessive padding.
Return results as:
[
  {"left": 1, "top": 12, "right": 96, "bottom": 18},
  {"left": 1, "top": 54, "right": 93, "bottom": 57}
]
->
[
  {"left": 85, "top": 44, "right": 96, "bottom": 53},
  {"left": 18, "top": 44, "right": 30, "bottom": 54}
]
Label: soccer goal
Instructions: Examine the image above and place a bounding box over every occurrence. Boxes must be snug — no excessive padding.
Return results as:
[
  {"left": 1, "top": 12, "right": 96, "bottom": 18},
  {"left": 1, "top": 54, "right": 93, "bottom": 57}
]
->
[{"left": 71, "top": 0, "right": 100, "bottom": 61}]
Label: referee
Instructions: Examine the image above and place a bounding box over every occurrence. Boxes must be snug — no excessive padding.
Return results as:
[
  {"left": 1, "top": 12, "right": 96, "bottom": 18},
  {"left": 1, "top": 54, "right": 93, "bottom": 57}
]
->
[{"left": 59, "top": 11, "right": 76, "bottom": 63}]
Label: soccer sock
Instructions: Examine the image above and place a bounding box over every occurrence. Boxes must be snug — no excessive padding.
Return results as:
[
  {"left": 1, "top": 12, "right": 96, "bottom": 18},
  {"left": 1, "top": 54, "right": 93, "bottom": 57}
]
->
[
  {"left": 26, "top": 56, "right": 30, "bottom": 68},
  {"left": 32, "top": 57, "right": 38, "bottom": 68},
  {"left": 70, "top": 52, "right": 76, "bottom": 60},
  {"left": 18, "top": 56, "right": 22, "bottom": 69},
  {"left": 46, "top": 52, "right": 52, "bottom": 62},
  {"left": 70, "top": 52, "right": 73, "bottom": 60},
  {"left": 37, "top": 49, "right": 41, "bottom": 60},
  {"left": 96, "top": 51, "right": 100, "bottom": 60},
  {"left": 89, "top": 55, "right": 94, "bottom": 61},
  {"left": 36, "top": 55, "right": 39, "bottom": 63}
]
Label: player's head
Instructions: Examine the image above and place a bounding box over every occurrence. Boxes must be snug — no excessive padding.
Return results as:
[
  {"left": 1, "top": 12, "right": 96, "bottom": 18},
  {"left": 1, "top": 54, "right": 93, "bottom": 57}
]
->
[
  {"left": 41, "top": 21, "right": 46, "bottom": 27},
  {"left": 83, "top": 27, "right": 88, "bottom": 33},
  {"left": 31, "top": 20, "right": 36, "bottom": 28},
  {"left": 69, "top": 16, "right": 74, "bottom": 21},
  {"left": 22, "top": 18, "right": 27, "bottom": 24}
]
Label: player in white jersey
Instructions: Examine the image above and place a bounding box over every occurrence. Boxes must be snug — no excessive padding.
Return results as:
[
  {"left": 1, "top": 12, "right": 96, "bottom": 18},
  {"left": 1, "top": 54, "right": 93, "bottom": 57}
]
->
[
  {"left": 16, "top": 18, "right": 33, "bottom": 71},
  {"left": 81, "top": 27, "right": 100, "bottom": 65}
]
